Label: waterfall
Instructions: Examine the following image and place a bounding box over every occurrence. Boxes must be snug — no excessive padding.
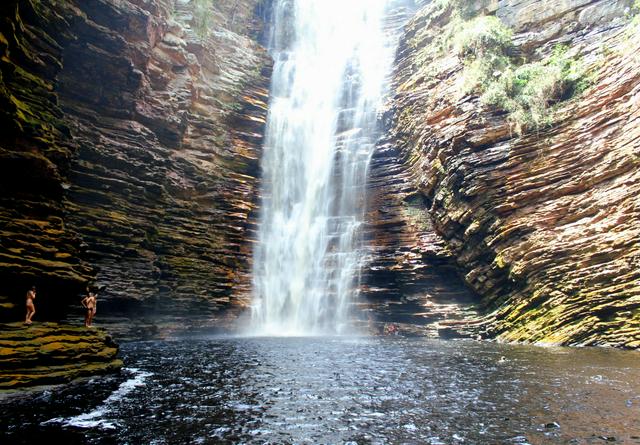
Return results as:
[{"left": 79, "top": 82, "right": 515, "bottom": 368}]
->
[{"left": 250, "top": 0, "right": 410, "bottom": 335}]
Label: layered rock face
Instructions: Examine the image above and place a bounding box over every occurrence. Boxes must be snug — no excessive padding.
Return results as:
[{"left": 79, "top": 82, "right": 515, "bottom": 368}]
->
[
  {"left": 0, "top": 0, "right": 270, "bottom": 318},
  {"left": 2, "top": 0, "right": 638, "bottom": 349},
  {"left": 0, "top": 0, "right": 94, "bottom": 318},
  {"left": 0, "top": 322, "right": 121, "bottom": 389},
  {"left": 364, "top": 139, "right": 479, "bottom": 333},
  {"left": 360, "top": 2, "right": 479, "bottom": 335},
  {"left": 386, "top": 0, "right": 640, "bottom": 346}
]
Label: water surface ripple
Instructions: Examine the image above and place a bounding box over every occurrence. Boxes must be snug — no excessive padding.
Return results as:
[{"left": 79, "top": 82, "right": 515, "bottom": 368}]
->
[{"left": 2, "top": 337, "right": 639, "bottom": 444}]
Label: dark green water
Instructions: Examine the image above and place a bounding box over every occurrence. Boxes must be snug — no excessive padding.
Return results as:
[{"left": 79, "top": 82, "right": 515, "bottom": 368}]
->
[{"left": 1, "top": 337, "right": 639, "bottom": 444}]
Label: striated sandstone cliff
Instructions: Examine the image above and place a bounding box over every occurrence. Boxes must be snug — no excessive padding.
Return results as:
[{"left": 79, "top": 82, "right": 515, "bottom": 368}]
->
[
  {"left": 364, "top": 137, "right": 480, "bottom": 333},
  {"left": 0, "top": 322, "right": 121, "bottom": 389},
  {"left": 386, "top": 0, "right": 640, "bottom": 346},
  {"left": 0, "top": 0, "right": 94, "bottom": 317},
  {"left": 2, "top": 0, "right": 638, "bottom": 350},
  {"left": 362, "top": 1, "right": 479, "bottom": 335},
  {"left": 59, "top": 0, "right": 271, "bottom": 314},
  {"left": 0, "top": 0, "right": 270, "bottom": 319}
]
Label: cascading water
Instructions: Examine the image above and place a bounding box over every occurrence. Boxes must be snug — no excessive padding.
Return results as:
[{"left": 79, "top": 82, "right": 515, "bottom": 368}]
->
[{"left": 251, "top": 0, "right": 409, "bottom": 335}]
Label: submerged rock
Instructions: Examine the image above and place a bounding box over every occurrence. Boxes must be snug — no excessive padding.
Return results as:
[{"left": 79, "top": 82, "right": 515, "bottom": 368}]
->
[{"left": 0, "top": 322, "right": 122, "bottom": 389}]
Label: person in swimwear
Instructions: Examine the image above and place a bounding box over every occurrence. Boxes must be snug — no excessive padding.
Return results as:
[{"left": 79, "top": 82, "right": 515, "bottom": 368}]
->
[
  {"left": 25, "top": 285, "right": 36, "bottom": 325},
  {"left": 81, "top": 289, "right": 97, "bottom": 328}
]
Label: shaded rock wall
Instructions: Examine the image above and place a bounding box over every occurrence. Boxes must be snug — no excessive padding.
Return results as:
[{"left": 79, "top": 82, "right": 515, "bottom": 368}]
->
[
  {"left": 0, "top": 0, "right": 270, "bottom": 318},
  {"left": 0, "top": 0, "right": 94, "bottom": 317},
  {"left": 60, "top": 0, "right": 271, "bottom": 314},
  {"left": 361, "top": 1, "right": 480, "bottom": 335},
  {"left": 387, "top": 0, "right": 640, "bottom": 346},
  {"left": 364, "top": 139, "right": 479, "bottom": 332}
]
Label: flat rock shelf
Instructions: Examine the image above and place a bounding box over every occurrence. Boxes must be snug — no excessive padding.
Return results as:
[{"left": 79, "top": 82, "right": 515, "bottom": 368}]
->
[{"left": 0, "top": 323, "right": 122, "bottom": 390}]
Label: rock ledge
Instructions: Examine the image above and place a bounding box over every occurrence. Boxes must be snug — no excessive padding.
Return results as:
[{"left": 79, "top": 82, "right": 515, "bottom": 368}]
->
[{"left": 0, "top": 322, "right": 122, "bottom": 389}]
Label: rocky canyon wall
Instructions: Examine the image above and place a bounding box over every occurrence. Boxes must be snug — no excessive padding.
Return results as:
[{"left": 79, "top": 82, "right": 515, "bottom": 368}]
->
[
  {"left": 0, "top": 0, "right": 270, "bottom": 319},
  {"left": 2, "top": 0, "right": 638, "bottom": 348},
  {"left": 362, "top": 1, "right": 480, "bottom": 335},
  {"left": 384, "top": 0, "right": 640, "bottom": 347}
]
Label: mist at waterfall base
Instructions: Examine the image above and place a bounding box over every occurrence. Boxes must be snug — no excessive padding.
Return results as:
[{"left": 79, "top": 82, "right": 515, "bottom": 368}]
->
[{"left": 249, "top": 0, "right": 406, "bottom": 336}]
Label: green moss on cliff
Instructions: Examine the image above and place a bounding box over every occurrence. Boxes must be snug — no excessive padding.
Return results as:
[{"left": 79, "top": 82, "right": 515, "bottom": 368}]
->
[{"left": 402, "top": 195, "right": 433, "bottom": 232}]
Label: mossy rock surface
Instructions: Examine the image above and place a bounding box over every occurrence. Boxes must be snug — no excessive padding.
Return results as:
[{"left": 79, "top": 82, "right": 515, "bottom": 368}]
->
[{"left": 0, "top": 322, "right": 122, "bottom": 389}]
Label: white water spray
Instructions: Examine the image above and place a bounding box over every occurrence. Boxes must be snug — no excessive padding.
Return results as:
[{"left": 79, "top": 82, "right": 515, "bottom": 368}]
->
[{"left": 251, "top": 0, "right": 408, "bottom": 335}]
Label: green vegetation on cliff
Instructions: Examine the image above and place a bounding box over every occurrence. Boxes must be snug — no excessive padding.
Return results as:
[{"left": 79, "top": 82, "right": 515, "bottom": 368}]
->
[
  {"left": 451, "top": 14, "right": 591, "bottom": 132},
  {"left": 193, "top": 0, "right": 214, "bottom": 38},
  {"left": 450, "top": 15, "right": 512, "bottom": 94},
  {"left": 481, "top": 45, "right": 591, "bottom": 132},
  {"left": 411, "top": 2, "right": 594, "bottom": 133},
  {"left": 433, "top": 0, "right": 489, "bottom": 20},
  {"left": 629, "top": 0, "right": 640, "bottom": 30}
]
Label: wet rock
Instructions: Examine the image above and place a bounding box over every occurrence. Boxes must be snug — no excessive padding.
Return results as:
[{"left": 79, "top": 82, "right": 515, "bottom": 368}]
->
[{"left": 0, "top": 322, "right": 122, "bottom": 389}]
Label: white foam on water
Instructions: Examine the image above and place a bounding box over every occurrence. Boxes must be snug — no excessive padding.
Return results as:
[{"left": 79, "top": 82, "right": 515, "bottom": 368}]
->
[{"left": 41, "top": 368, "right": 153, "bottom": 430}]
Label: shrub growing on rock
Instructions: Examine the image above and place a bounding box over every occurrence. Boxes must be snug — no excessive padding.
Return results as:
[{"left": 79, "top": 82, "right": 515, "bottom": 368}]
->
[
  {"left": 451, "top": 15, "right": 513, "bottom": 94},
  {"left": 192, "top": 0, "right": 213, "bottom": 38},
  {"left": 452, "top": 16, "right": 512, "bottom": 59},
  {"left": 481, "top": 45, "right": 590, "bottom": 132},
  {"left": 448, "top": 13, "right": 590, "bottom": 133}
]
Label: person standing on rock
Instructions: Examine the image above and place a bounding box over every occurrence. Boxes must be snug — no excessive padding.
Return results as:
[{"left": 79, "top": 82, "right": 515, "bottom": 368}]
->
[
  {"left": 81, "top": 289, "right": 97, "bottom": 328},
  {"left": 24, "top": 286, "right": 36, "bottom": 325}
]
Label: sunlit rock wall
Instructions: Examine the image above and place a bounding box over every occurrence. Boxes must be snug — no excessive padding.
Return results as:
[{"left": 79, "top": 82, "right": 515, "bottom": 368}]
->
[
  {"left": 0, "top": 0, "right": 270, "bottom": 318},
  {"left": 386, "top": 0, "right": 640, "bottom": 346}
]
